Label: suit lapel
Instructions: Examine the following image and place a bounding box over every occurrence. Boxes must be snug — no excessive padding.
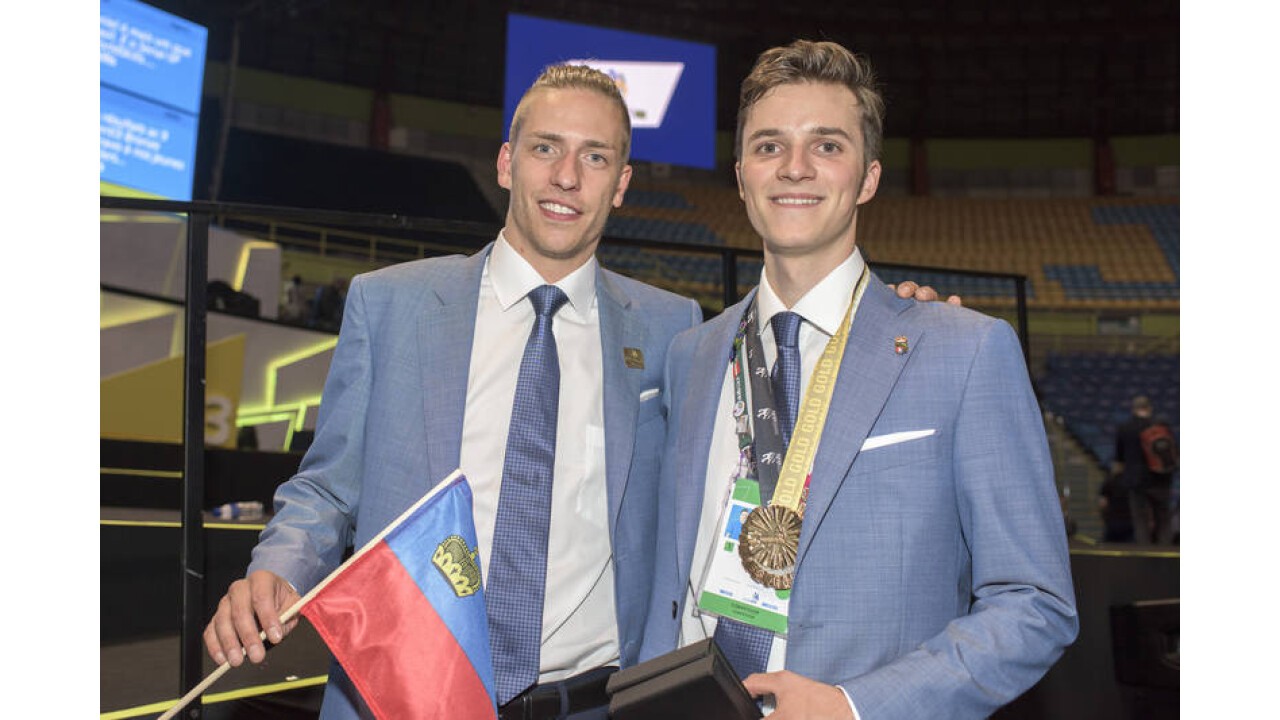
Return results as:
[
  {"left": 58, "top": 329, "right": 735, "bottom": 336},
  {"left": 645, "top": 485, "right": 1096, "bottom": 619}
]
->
[
  {"left": 675, "top": 294, "right": 754, "bottom": 584},
  {"left": 597, "top": 269, "right": 647, "bottom": 540},
  {"left": 796, "top": 276, "right": 920, "bottom": 567},
  {"left": 418, "top": 246, "right": 488, "bottom": 486}
]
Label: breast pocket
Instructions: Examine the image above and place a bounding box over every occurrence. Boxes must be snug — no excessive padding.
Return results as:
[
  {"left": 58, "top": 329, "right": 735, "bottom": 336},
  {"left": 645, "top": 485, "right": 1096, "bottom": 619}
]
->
[
  {"left": 635, "top": 390, "right": 663, "bottom": 427},
  {"left": 852, "top": 430, "right": 941, "bottom": 475}
]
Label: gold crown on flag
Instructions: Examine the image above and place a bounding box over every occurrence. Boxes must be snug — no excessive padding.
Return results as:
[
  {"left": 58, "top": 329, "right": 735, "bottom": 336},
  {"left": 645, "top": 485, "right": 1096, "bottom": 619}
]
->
[{"left": 432, "top": 534, "right": 482, "bottom": 598}]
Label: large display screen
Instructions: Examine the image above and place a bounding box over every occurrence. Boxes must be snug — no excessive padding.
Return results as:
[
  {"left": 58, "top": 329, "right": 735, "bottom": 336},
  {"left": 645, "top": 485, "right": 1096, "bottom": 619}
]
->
[
  {"left": 100, "top": 0, "right": 208, "bottom": 200},
  {"left": 504, "top": 13, "right": 716, "bottom": 170}
]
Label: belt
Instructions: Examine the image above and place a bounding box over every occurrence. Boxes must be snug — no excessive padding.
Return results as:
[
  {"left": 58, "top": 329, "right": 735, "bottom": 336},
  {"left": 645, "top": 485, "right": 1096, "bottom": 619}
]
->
[{"left": 498, "top": 665, "right": 618, "bottom": 720}]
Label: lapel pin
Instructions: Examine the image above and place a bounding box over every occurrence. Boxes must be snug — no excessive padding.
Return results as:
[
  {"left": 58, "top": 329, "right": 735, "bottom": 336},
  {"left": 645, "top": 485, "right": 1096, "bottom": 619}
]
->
[
  {"left": 623, "top": 347, "right": 645, "bottom": 369},
  {"left": 894, "top": 336, "right": 909, "bottom": 355}
]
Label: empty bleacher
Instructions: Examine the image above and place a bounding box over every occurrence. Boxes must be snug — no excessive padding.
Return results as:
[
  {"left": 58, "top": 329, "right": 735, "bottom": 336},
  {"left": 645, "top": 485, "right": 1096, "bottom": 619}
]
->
[{"left": 608, "top": 181, "right": 1179, "bottom": 312}]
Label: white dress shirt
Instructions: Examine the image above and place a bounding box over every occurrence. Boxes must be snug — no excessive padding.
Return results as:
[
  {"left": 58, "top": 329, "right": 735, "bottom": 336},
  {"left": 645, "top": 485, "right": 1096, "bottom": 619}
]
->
[
  {"left": 461, "top": 232, "right": 618, "bottom": 682},
  {"left": 681, "top": 247, "right": 867, "bottom": 717}
]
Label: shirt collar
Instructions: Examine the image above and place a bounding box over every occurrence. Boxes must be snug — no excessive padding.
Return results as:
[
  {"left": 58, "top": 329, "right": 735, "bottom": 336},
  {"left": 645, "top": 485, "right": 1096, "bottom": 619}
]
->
[
  {"left": 757, "top": 247, "right": 866, "bottom": 338},
  {"left": 490, "top": 230, "right": 597, "bottom": 318}
]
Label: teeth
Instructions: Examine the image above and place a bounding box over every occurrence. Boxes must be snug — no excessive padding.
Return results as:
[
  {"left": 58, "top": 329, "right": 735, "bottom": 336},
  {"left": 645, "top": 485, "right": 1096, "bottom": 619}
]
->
[
  {"left": 774, "top": 197, "right": 821, "bottom": 206},
  {"left": 540, "top": 201, "right": 579, "bottom": 215}
]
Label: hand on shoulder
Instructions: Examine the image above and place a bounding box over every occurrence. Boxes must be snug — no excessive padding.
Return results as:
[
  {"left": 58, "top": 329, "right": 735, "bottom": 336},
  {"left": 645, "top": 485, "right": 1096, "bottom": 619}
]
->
[{"left": 890, "top": 280, "right": 963, "bottom": 305}]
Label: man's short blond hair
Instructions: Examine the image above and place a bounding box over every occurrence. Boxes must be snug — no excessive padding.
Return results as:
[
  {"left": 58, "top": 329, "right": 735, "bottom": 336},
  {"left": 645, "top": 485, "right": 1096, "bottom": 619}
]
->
[
  {"left": 736, "top": 40, "right": 885, "bottom": 167},
  {"left": 509, "top": 64, "right": 632, "bottom": 162}
]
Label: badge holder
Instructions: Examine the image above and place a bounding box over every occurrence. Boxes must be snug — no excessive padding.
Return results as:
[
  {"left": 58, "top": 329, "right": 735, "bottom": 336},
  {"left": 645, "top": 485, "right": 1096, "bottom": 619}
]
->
[{"left": 693, "top": 477, "right": 790, "bottom": 637}]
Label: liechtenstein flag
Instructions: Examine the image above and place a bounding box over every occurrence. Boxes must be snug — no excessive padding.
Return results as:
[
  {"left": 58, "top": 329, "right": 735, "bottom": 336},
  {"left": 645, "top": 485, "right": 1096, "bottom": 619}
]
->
[{"left": 301, "top": 471, "right": 497, "bottom": 719}]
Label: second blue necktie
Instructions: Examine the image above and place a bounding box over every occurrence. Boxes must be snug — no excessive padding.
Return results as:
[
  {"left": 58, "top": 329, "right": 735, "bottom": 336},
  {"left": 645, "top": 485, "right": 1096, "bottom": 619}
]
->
[{"left": 770, "top": 311, "right": 804, "bottom": 445}]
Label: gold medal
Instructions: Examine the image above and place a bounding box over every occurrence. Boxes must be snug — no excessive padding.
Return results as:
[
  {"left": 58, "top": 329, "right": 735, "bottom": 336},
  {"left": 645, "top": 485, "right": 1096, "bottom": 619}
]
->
[{"left": 738, "top": 505, "right": 801, "bottom": 590}]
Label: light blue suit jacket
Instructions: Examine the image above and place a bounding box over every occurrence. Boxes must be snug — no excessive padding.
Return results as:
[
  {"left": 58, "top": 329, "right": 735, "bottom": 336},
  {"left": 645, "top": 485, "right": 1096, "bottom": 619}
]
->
[
  {"left": 248, "top": 244, "right": 702, "bottom": 718},
  {"left": 640, "top": 275, "right": 1078, "bottom": 719}
]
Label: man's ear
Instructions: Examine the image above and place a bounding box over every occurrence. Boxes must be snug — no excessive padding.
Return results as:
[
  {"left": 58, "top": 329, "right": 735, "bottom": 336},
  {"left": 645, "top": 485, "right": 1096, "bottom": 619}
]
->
[
  {"left": 856, "top": 159, "right": 882, "bottom": 205},
  {"left": 735, "top": 161, "right": 745, "bottom": 201},
  {"left": 496, "top": 142, "right": 513, "bottom": 190},
  {"left": 612, "top": 164, "right": 633, "bottom": 208}
]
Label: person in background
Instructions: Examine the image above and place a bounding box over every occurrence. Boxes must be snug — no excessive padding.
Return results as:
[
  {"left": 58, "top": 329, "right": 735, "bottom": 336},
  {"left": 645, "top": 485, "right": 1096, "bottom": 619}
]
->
[
  {"left": 1098, "top": 473, "right": 1135, "bottom": 542},
  {"left": 1111, "top": 395, "right": 1176, "bottom": 544},
  {"left": 308, "top": 276, "right": 348, "bottom": 331},
  {"left": 280, "top": 274, "right": 306, "bottom": 323}
]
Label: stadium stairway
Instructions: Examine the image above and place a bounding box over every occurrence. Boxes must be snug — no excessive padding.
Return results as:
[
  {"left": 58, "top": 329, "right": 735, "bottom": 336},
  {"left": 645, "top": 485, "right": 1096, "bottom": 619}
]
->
[{"left": 1045, "top": 410, "right": 1107, "bottom": 543}]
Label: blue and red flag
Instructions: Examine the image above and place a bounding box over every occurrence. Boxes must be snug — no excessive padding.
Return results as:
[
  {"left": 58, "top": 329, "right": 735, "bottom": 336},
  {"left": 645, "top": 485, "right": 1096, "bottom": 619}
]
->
[{"left": 300, "top": 471, "right": 497, "bottom": 719}]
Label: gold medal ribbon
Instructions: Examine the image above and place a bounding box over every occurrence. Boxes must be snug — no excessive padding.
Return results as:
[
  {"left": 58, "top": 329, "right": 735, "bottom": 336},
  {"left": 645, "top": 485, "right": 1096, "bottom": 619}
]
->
[
  {"left": 739, "top": 266, "right": 871, "bottom": 589},
  {"left": 770, "top": 265, "right": 870, "bottom": 514}
]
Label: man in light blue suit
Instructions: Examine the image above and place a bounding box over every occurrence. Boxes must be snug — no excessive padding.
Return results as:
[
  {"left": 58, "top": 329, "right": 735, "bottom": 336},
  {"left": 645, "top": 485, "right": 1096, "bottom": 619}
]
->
[
  {"left": 204, "top": 65, "right": 702, "bottom": 719},
  {"left": 639, "top": 41, "right": 1078, "bottom": 718}
]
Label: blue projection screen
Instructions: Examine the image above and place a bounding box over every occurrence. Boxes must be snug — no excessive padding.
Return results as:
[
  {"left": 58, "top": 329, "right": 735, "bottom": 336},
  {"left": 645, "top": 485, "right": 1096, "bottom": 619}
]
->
[
  {"left": 504, "top": 14, "right": 716, "bottom": 170},
  {"left": 100, "top": 0, "right": 208, "bottom": 200}
]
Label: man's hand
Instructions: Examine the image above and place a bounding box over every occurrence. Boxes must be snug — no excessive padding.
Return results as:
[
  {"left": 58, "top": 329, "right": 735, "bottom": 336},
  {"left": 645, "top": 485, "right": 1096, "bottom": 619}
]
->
[
  {"left": 891, "top": 280, "right": 963, "bottom": 306},
  {"left": 743, "top": 670, "right": 854, "bottom": 720},
  {"left": 204, "top": 570, "right": 301, "bottom": 667}
]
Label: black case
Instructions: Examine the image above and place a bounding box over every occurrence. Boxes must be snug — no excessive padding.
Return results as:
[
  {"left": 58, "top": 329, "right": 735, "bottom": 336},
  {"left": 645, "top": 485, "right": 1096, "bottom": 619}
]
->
[{"left": 606, "top": 639, "right": 762, "bottom": 720}]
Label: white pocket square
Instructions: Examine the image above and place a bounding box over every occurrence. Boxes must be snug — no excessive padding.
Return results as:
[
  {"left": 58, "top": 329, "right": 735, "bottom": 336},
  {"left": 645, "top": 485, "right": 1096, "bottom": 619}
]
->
[
  {"left": 639, "top": 388, "right": 660, "bottom": 402},
  {"left": 861, "top": 429, "right": 935, "bottom": 451}
]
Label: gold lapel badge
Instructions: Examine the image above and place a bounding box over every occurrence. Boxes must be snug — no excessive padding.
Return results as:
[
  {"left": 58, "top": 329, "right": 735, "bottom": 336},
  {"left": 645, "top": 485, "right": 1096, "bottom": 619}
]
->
[
  {"left": 894, "top": 336, "right": 909, "bottom": 355},
  {"left": 623, "top": 347, "right": 645, "bottom": 369}
]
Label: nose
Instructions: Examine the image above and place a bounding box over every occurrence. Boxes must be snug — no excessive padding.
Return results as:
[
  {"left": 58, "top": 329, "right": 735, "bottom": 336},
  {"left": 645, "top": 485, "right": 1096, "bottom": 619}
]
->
[
  {"left": 778, "top": 146, "right": 814, "bottom": 182},
  {"left": 552, "top": 155, "right": 581, "bottom": 191}
]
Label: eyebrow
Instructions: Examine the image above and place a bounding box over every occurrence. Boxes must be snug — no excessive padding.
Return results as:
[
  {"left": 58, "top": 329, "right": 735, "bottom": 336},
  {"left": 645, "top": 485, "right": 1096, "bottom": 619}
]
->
[
  {"left": 529, "top": 131, "right": 617, "bottom": 152},
  {"left": 747, "top": 126, "right": 855, "bottom": 143}
]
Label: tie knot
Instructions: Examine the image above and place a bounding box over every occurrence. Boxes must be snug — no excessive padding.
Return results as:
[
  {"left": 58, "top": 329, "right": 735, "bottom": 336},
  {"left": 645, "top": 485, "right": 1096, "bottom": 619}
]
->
[
  {"left": 771, "top": 311, "right": 803, "bottom": 349},
  {"left": 528, "top": 284, "right": 568, "bottom": 319}
]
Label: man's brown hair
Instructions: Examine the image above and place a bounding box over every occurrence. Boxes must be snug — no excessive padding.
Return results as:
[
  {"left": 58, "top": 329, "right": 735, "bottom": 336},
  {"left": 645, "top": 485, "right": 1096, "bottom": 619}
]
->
[{"left": 736, "top": 40, "right": 884, "bottom": 167}]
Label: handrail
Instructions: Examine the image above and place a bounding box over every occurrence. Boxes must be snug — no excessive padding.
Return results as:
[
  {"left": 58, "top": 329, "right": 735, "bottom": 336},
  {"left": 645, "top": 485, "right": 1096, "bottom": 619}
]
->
[{"left": 100, "top": 195, "right": 1030, "bottom": 326}]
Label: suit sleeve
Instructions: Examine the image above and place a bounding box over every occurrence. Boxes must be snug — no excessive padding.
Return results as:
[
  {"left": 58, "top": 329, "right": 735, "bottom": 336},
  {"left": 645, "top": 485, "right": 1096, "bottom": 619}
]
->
[
  {"left": 247, "top": 274, "right": 374, "bottom": 594},
  {"left": 840, "top": 320, "right": 1079, "bottom": 718}
]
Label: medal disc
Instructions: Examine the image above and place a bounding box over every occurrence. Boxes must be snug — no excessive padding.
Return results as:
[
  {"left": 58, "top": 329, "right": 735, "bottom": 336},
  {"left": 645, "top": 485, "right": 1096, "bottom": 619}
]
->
[{"left": 738, "top": 505, "right": 801, "bottom": 590}]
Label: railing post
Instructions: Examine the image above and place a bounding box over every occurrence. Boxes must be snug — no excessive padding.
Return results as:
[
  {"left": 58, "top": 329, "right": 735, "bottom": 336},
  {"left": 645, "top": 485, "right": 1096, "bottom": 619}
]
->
[
  {"left": 1015, "top": 275, "right": 1031, "bottom": 367},
  {"left": 180, "top": 210, "right": 210, "bottom": 717},
  {"left": 721, "top": 248, "right": 739, "bottom": 309}
]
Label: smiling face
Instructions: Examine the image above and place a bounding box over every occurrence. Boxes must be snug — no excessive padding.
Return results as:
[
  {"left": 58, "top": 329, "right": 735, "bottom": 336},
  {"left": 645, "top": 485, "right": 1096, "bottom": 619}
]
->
[
  {"left": 735, "top": 81, "right": 881, "bottom": 269},
  {"left": 497, "top": 87, "right": 633, "bottom": 282}
]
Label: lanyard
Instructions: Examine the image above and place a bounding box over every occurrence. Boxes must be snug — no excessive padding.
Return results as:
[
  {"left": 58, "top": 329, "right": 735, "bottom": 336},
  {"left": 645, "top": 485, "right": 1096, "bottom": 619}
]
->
[
  {"left": 729, "top": 305, "right": 786, "bottom": 501},
  {"left": 735, "top": 265, "right": 870, "bottom": 590}
]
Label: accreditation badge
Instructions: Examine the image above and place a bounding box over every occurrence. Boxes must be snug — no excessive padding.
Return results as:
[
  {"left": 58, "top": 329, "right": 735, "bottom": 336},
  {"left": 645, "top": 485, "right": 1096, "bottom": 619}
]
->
[{"left": 694, "top": 478, "right": 790, "bottom": 636}]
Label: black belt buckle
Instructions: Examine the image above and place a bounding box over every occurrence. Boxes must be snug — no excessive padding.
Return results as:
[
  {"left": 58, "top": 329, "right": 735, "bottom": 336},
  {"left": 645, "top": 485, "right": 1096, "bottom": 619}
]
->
[{"left": 498, "top": 684, "right": 560, "bottom": 720}]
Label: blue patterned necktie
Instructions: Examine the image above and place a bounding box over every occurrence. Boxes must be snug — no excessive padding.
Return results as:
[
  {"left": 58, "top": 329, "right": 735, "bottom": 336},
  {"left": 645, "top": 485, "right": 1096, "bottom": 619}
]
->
[
  {"left": 714, "top": 312, "right": 805, "bottom": 680},
  {"left": 770, "top": 311, "right": 804, "bottom": 445},
  {"left": 486, "top": 284, "right": 568, "bottom": 704},
  {"left": 714, "top": 615, "right": 774, "bottom": 680},
  {"left": 711, "top": 310, "right": 798, "bottom": 676}
]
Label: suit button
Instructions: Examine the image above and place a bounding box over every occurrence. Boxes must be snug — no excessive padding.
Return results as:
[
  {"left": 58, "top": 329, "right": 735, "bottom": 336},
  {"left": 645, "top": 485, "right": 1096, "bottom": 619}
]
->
[{"left": 672, "top": 601, "right": 677, "bottom": 619}]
